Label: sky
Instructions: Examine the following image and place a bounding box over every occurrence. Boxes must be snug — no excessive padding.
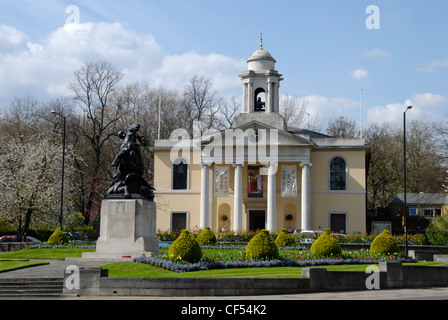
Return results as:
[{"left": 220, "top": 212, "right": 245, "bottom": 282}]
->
[{"left": 0, "top": 0, "right": 447, "bottom": 130}]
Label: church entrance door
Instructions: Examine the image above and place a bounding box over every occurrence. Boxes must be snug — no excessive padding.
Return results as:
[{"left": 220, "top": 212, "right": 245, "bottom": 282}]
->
[{"left": 249, "top": 210, "right": 266, "bottom": 231}]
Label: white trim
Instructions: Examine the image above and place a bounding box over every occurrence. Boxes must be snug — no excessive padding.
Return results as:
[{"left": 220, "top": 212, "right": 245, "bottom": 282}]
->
[
  {"left": 155, "top": 190, "right": 201, "bottom": 194},
  {"left": 312, "top": 190, "right": 366, "bottom": 194}
]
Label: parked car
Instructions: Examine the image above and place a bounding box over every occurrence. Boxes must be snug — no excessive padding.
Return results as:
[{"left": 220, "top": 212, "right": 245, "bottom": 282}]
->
[
  {"left": 0, "top": 235, "right": 41, "bottom": 243},
  {"left": 293, "top": 229, "right": 324, "bottom": 244}
]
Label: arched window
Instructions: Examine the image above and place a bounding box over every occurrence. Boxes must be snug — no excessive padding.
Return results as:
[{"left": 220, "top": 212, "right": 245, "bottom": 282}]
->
[
  {"left": 254, "top": 88, "right": 266, "bottom": 112},
  {"left": 172, "top": 159, "right": 188, "bottom": 190},
  {"left": 330, "top": 157, "right": 347, "bottom": 190}
]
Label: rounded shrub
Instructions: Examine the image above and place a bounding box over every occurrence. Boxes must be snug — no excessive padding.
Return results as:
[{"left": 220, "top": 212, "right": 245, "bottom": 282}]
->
[
  {"left": 370, "top": 230, "right": 399, "bottom": 255},
  {"left": 47, "top": 228, "right": 68, "bottom": 245},
  {"left": 310, "top": 228, "right": 342, "bottom": 257},
  {"left": 196, "top": 226, "right": 217, "bottom": 246},
  {"left": 275, "top": 228, "right": 295, "bottom": 247},
  {"left": 246, "top": 229, "right": 279, "bottom": 260},
  {"left": 168, "top": 230, "right": 202, "bottom": 263}
]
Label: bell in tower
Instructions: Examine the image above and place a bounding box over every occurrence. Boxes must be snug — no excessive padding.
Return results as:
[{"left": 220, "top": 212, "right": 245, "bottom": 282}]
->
[{"left": 233, "top": 33, "right": 286, "bottom": 130}]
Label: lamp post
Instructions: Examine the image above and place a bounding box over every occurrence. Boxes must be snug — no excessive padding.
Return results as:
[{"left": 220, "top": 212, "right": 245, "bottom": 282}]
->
[
  {"left": 51, "top": 110, "right": 66, "bottom": 230},
  {"left": 403, "top": 105, "right": 412, "bottom": 256}
]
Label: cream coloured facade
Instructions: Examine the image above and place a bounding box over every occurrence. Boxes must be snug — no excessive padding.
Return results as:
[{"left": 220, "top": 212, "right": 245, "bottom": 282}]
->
[{"left": 153, "top": 46, "right": 369, "bottom": 234}]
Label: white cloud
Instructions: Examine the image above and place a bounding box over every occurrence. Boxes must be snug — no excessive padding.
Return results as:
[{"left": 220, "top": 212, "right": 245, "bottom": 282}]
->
[
  {"left": 350, "top": 69, "right": 369, "bottom": 80},
  {"left": 0, "top": 24, "right": 28, "bottom": 53},
  {"left": 366, "top": 93, "right": 447, "bottom": 125},
  {"left": 363, "top": 48, "right": 391, "bottom": 59},
  {"left": 152, "top": 52, "right": 245, "bottom": 96},
  {"left": 293, "top": 94, "right": 361, "bottom": 127},
  {"left": 410, "top": 93, "right": 448, "bottom": 109},
  {"left": 416, "top": 59, "right": 448, "bottom": 73},
  {"left": 0, "top": 22, "right": 245, "bottom": 107}
]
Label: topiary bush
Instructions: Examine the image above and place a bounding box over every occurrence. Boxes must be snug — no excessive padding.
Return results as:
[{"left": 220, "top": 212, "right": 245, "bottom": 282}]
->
[
  {"left": 168, "top": 230, "right": 202, "bottom": 262},
  {"left": 370, "top": 230, "right": 400, "bottom": 255},
  {"left": 196, "top": 226, "right": 217, "bottom": 246},
  {"left": 275, "top": 228, "right": 295, "bottom": 247},
  {"left": 310, "top": 228, "right": 342, "bottom": 257},
  {"left": 47, "top": 228, "right": 68, "bottom": 245},
  {"left": 246, "top": 229, "right": 279, "bottom": 260}
]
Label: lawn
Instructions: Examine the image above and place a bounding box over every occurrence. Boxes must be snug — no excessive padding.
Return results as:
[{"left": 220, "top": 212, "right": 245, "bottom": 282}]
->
[
  {"left": 100, "top": 261, "right": 373, "bottom": 278},
  {"left": 0, "top": 259, "right": 49, "bottom": 273},
  {"left": 0, "top": 248, "right": 96, "bottom": 260},
  {"left": 0, "top": 247, "right": 447, "bottom": 278}
]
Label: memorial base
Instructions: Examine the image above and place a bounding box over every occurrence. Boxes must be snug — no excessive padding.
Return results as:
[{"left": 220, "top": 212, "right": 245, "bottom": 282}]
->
[{"left": 83, "top": 198, "right": 158, "bottom": 259}]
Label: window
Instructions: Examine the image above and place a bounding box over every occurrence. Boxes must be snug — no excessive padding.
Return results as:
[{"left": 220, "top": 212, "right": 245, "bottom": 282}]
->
[
  {"left": 172, "top": 159, "right": 188, "bottom": 190},
  {"left": 422, "top": 208, "right": 442, "bottom": 218},
  {"left": 330, "top": 157, "right": 347, "bottom": 190},
  {"left": 171, "top": 212, "right": 187, "bottom": 231},
  {"left": 330, "top": 213, "right": 347, "bottom": 234}
]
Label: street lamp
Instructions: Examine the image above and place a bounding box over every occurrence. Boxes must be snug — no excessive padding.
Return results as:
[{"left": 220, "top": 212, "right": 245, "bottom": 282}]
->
[
  {"left": 403, "top": 105, "right": 412, "bottom": 256},
  {"left": 51, "top": 110, "right": 66, "bottom": 230}
]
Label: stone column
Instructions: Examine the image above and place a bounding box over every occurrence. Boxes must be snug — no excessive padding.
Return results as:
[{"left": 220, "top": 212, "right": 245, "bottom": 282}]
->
[
  {"left": 243, "top": 82, "right": 248, "bottom": 113},
  {"left": 249, "top": 82, "right": 254, "bottom": 112},
  {"left": 233, "top": 163, "right": 244, "bottom": 232},
  {"left": 300, "top": 162, "right": 312, "bottom": 230},
  {"left": 200, "top": 163, "right": 211, "bottom": 229},
  {"left": 266, "top": 79, "right": 271, "bottom": 113},
  {"left": 266, "top": 162, "right": 277, "bottom": 232}
]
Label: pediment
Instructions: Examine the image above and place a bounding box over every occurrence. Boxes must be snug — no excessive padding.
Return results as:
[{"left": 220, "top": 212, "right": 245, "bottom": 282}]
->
[{"left": 200, "top": 120, "right": 314, "bottom": 148}]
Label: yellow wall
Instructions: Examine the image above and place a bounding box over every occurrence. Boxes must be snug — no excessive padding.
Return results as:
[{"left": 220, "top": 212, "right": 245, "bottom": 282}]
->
[{"left": 153, "top": 148, "right": 367, "bottom": 234}]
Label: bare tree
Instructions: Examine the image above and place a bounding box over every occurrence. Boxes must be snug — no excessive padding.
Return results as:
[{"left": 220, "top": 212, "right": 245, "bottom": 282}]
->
[
  {"left": 69, "top": 60, "right": 123, "bottom": 225},
  {"left": 280, "top": 96, "right": 308, "bottom": 128},
  {"left": 183, "top": 75, "right": 221, "bottom": 136},
  {"left": 218, "top": 96, "right": 241, "bottom": 129},
  {"left": 326, "top": 116, "right": 358, "bottom": 138}
]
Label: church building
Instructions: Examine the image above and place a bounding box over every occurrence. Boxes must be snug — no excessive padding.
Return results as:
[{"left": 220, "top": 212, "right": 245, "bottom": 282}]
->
[{"left": 152, "top": 44, "right": 369, "bottom": 234}]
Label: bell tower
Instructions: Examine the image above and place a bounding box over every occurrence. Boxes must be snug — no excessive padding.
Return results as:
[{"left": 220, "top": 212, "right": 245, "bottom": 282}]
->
[{"left": 233, "top": 34, "right": 286, "bottom": 130}]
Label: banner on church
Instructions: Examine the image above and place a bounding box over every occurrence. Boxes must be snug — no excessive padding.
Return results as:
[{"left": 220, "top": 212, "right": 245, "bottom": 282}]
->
[
  {"left": 214, "top": 166, "right": 229, "bottom": 198},
  {"left": 281, "top": 165, "right": 297, "bottom": 198}
]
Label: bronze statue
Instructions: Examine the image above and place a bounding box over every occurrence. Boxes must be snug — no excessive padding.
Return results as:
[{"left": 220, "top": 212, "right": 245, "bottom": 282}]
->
[{"left": 106, "top": 123, "right": 154, "bottom": 201}]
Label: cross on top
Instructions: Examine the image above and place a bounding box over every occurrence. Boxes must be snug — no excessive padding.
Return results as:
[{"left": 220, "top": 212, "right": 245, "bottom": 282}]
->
[{"left": 258, "top": 30, "right": 265, "bottom": 50}]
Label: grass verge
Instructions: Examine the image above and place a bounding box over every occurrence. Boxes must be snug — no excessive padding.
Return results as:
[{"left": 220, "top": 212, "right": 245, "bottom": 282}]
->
[{"left": 0, "top": 260, "right": 49, "bottom": 273}]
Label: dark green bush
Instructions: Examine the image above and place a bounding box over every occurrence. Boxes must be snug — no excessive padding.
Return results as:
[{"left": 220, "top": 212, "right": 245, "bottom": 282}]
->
[
  {"left": 246, "top": 229, "right": 279, "bottom": 260},
  {"left": 370, "top": 230, "right": 399, "bottom": 254},
  {"left": 310, "top": 228, "right": 342, "bottom": 257},
  {"left": 425, "top": 216, "right": 448, "bottom": 246},
  {"left": 168, "top": 230, "right": 202, "bottom": 262},
  {"left": 196, "top": 226, "right": 217, "bottom": 246},
  {"left": 275, "top": 228, "right": 295, "bottom": 247},
  {"left": 47, "top": 228, "right": 68, "bottom": 245}
]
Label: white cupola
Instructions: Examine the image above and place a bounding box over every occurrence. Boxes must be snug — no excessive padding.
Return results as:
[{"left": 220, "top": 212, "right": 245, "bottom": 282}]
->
[{"left": 233, "top": 34, "right": 286, "bottom": 130}]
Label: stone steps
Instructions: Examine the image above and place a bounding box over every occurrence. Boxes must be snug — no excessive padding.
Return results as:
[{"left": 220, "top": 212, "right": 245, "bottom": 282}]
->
[{"left": 0, "top": 278, "right": 64, "bottom": 298}]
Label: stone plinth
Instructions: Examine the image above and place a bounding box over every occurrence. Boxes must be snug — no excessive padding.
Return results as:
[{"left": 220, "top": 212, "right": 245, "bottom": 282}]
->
[{"left": 83, "top": 198, "right": 158, "bottom": 259}]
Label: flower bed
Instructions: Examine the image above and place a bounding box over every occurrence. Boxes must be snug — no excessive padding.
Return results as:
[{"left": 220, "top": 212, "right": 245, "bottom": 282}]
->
[
  {"left": 133, "top": 249, "right": 416, "bottom": 273},
  {"left": 30, "top": 243, "right": 96, "bottom": 249}
]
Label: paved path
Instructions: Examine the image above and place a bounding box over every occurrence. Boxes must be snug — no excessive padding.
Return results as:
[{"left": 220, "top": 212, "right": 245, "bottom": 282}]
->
[{"left": 0, "top": 259, "right": 106, "bottom": 279}]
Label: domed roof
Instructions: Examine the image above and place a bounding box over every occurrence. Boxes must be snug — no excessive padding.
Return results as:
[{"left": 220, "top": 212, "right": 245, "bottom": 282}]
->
[{"left": 247, "top": 49, "right": 276, "bottom": 63}]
